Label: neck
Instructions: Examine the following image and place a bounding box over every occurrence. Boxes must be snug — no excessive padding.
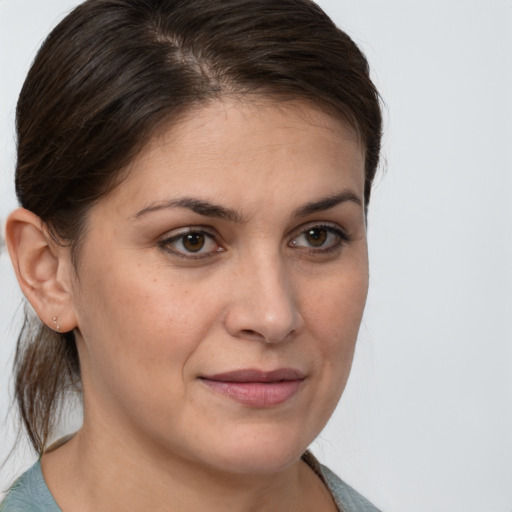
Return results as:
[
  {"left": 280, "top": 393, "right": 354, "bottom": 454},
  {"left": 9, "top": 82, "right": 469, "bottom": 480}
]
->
[{"left": 41, "top": 422, "right": 333, "bottom": 512}]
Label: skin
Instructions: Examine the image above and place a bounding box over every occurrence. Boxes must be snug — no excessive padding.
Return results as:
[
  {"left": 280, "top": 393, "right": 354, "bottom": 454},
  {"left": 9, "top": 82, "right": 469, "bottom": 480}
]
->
[{"left": 8, "top": 98, "right": 368, "bottom": 511}]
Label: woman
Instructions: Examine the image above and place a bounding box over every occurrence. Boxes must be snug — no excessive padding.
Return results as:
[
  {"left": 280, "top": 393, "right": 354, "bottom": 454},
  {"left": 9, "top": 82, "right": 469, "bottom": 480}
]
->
[{"left": 1, "top": 0, "right": 382, "bottom": 510}]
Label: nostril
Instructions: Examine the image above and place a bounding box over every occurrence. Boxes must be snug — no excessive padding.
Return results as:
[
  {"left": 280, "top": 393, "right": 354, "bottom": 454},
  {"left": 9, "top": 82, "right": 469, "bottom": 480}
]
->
[
  {"left": 240, "top": 329, "right": 265, "bottom": 341},
  {"left": 239, "top": 328, "right": 298, "bottom": 344},
  {"left": 224, "top": 294, "right": 304, "bottom": 344}
]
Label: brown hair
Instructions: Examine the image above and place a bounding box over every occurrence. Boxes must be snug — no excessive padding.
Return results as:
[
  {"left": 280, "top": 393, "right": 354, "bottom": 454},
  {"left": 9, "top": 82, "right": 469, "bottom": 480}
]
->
[{"left": 13, "top": 0, "right": 382, "bottom": 453}]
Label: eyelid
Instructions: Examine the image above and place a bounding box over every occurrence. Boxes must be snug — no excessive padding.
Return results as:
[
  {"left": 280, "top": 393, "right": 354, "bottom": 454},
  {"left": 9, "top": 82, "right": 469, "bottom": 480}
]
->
[
  {"left": 157, "top": 222, "right": 349, "bottom": 260},
  {"left": 288, "top": 222, "right": 350, "bottom": 251},
  {"left": 158, "top": 226, "right": 223, "bottom": 259},
  {"left": 290, "top": 221, "right": 349, "bottom": 239}
]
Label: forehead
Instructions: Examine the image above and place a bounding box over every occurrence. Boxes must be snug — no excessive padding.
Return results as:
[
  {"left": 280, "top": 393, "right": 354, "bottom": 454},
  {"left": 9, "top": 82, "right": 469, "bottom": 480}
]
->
[
  {"left": 105, "top": 98, "right": 365, "bottom": 215},
  {"left": 149, "top": 97, "right": 364, "bottom": 160}
]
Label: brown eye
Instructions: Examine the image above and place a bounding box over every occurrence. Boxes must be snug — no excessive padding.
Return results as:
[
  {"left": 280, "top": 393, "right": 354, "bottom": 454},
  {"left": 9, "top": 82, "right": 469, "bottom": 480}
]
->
[
  {"left": 304, "top": 228, "right": 327, "bottom": 247},
  {"left": 159, "top": 229, "right": 221, "bottom": 258},
  {"left": 289, "top": 224, "right": 348, "bottom": 253},
  {"left": 182, "top": 233, "right": 205, "bottom": 252}
]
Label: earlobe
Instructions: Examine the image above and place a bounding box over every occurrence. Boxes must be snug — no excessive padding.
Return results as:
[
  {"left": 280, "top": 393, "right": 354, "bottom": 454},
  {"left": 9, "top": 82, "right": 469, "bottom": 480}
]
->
[{"left": 5, "top": 208, "right": 77, "bottom": 332}]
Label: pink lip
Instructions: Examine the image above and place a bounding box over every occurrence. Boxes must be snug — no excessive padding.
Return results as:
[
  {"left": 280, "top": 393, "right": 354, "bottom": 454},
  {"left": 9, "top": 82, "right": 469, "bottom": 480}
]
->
[{"left": 200, "top": 368, "right": 306, "bottom": 407}]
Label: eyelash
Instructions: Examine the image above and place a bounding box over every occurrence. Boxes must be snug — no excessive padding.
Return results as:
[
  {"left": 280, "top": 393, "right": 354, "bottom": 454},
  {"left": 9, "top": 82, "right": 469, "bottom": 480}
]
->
[
  {"left": 158, "top": 223, "right": 350, "bottom": 260},
  {"left": 288, "top": 223, "right": 350, "bottom": 255},
  {"left": 158, "top": 226, "right": 222, "bottom": 260}
]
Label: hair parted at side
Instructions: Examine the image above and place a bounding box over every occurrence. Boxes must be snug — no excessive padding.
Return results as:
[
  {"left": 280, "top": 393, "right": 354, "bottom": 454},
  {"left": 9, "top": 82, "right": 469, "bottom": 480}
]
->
[{"left": 13, "top": 0, "right": 382, "bottom": 453}]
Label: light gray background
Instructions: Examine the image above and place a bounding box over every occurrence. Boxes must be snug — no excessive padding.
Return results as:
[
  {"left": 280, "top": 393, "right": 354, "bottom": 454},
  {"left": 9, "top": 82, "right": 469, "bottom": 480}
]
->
[{"left": 1, "top": 1, "right": 511, "bottom": 510}]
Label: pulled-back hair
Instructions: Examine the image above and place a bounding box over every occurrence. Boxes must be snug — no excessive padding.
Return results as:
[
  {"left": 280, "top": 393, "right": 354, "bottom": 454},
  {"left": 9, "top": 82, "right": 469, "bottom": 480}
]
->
[{"left": 13, "top": 0, "right": 382, "bottom": 453}]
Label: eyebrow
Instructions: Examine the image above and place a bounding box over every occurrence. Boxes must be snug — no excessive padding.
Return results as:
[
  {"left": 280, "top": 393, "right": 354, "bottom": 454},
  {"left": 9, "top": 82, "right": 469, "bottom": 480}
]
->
[
  {"left": 134, "top": 197, "right": 244, "bottom": 223},
  {"left": 293, "top": 190, "right": 362, "bottom": 217},
  {"left": 133, "top": 190, "right": 362, "bottom": 222}
]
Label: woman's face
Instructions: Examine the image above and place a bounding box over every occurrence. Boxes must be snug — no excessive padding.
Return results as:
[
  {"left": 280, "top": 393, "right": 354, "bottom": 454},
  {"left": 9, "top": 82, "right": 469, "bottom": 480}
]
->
[{"left": 70, "top": 99, "right": 368, "bottom": 473}]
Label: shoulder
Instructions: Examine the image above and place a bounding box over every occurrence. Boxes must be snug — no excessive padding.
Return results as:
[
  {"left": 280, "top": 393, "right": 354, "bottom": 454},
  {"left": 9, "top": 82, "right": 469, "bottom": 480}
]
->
[
  {"left": 0, "top": 460, "right": 61, "bottom": 512},
  {"left": 319, "top": 463, "right": 383, "bottom": 512},
  {"left": 303, "top": 451, "right": 382, "bottom": 512}
]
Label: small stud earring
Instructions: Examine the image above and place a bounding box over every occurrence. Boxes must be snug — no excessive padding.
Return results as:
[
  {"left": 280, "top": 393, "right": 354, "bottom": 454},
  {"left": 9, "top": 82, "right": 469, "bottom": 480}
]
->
[{"left": 52, "top": 316, "right": 60, "bottom": 332}]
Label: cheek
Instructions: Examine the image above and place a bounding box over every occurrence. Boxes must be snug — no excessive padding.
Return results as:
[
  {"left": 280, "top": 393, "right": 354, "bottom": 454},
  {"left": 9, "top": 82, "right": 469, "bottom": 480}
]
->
[
  {"left": 74, "top": 260, "right": 215, "bottom": 398},
  {"left": 306, "top": 262, "right": 368, "bottom": 346},
  {"left": 302, "top": 261, "right": 368, "bottom": 397},
  {"left": 79, "top": 256, "right": 203, "bottom": 337}
]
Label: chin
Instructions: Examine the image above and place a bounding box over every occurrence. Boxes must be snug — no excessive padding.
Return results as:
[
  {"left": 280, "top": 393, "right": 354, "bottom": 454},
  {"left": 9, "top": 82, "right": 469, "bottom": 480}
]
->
[
  {"left": 209, "top": 448, "right": 303, "bottom": 476},
  {"left": 193, "top": 424, "right": 313, "bottom": 476}
]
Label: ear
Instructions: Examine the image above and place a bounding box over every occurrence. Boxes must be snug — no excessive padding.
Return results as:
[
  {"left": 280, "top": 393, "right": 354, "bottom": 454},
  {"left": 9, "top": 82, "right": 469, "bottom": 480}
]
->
[{"left": 5, "top": 208, "right": 77, "bottom": 333}]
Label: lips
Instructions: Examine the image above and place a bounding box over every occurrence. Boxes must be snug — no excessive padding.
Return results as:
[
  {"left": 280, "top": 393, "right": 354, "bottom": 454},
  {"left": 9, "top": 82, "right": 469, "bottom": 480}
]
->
[{"left": 200, "top": 368, "right": 306, "bottom": 407}]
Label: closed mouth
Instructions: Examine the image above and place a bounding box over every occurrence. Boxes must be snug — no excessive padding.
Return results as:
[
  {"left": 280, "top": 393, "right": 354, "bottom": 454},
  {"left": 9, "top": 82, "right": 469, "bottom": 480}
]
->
[
  {"left": 199, "top": 368, "right": 306, "bottom": 407},
  {"left": 202, "top": 368, "right": 306, "bottom": 383}
]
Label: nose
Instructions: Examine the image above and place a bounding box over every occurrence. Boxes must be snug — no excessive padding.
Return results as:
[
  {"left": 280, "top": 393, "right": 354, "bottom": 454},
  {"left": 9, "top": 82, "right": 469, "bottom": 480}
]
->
[{"left": 223, "top": 255, "right": 305, "bottom": 344}]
